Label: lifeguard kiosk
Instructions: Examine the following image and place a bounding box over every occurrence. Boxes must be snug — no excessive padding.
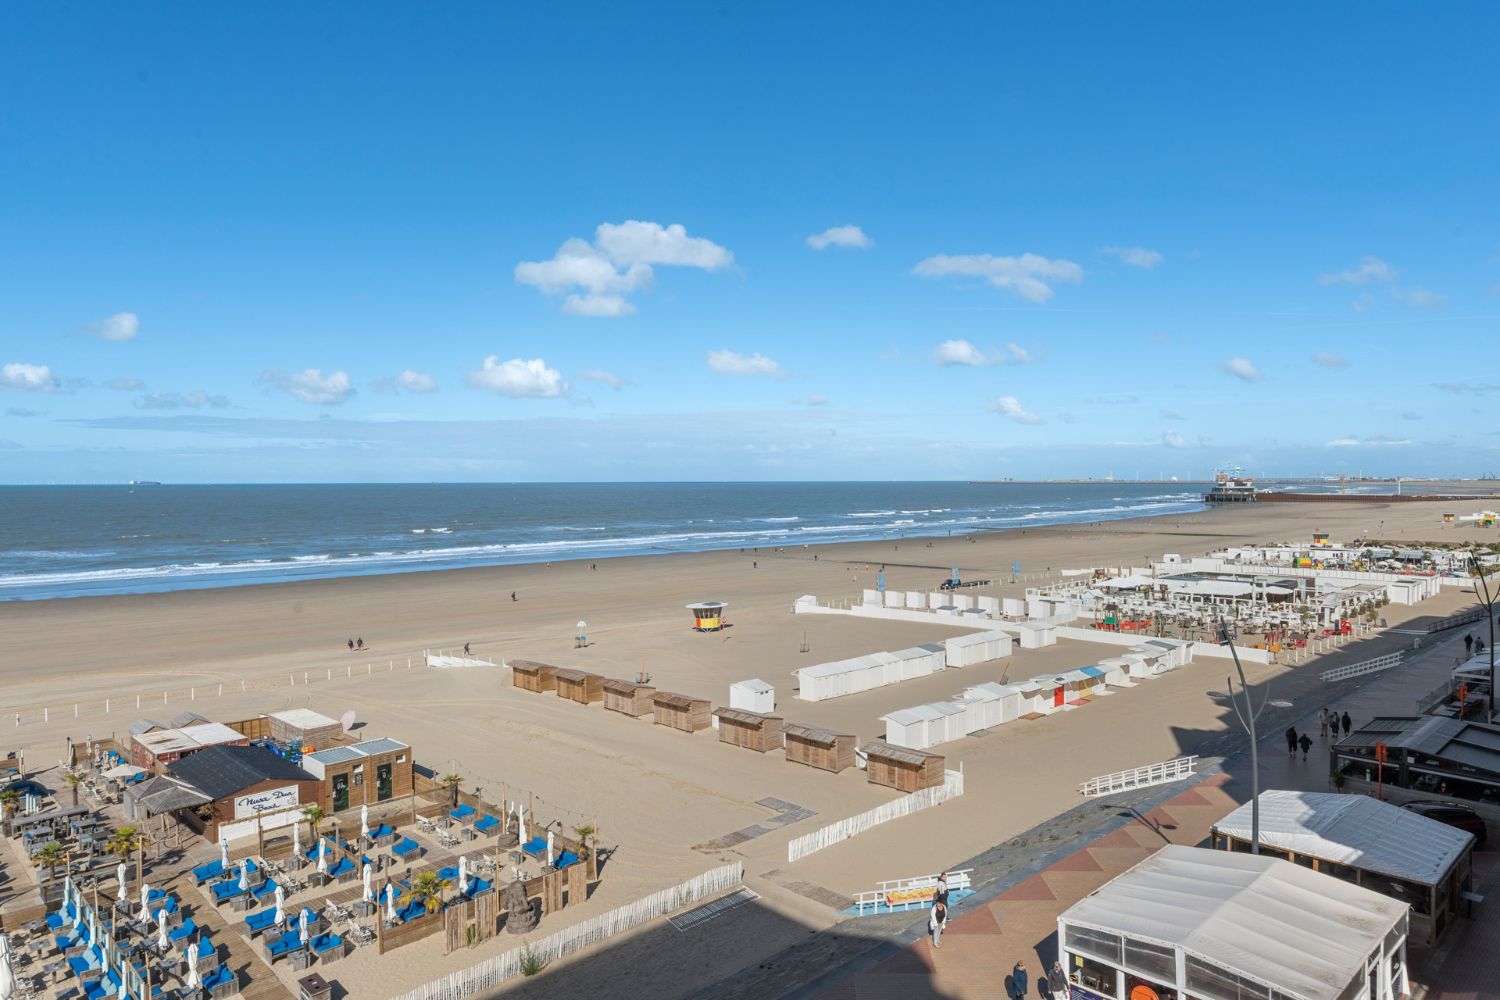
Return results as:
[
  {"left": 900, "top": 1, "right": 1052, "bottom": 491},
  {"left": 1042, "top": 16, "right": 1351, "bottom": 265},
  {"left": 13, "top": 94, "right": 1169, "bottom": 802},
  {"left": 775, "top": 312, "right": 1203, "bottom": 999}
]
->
[
  {"left": 1443, "top": 512, "right": 1456, "bottom": 523},
  {"left": 1312, "top": 531, "right": 1330, "bottom": 546},
  {"left": 686, "top": 601, "right": 728, "bottom": 632}
]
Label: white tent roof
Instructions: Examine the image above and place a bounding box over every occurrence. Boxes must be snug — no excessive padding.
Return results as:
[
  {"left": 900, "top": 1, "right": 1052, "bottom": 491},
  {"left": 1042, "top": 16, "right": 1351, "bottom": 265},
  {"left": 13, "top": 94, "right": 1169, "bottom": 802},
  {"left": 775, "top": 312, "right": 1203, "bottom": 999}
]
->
[
  {"left": 1211, "top": 790, "right": 1472, "bottom": 886},
  {"left": 1061, "top": 845, "right": 1407, "bottom": 1000}
]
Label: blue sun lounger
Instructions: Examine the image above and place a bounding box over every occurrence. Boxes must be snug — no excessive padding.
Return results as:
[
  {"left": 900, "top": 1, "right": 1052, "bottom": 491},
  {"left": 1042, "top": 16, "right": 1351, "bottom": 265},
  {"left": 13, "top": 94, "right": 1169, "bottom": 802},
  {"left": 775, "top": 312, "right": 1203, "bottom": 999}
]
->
[
  {"left": 462, "top": 877, "right": 493, "bottom": 898},
  {"left": 265, "top": 929, "right": 306, "bottom": 962},
  {"left": 473, "top": 814, "right": 500, "bottom": 835},
  {"left": 449, "top": 804, "right": 476, "bottom": 822},
  {"left": 192, "top": 859, "right": 225, "bottom": 884},
  {"left": 365, "top": 822, "right": 395, "bottom": 843},
  {"left": 200, "top": 964, "right": 236, "bottom": 996},
  {"left": 212, "top": 878, "right": 252, "bottom": 903},
  {"left": 310, "top": 933, "right": 344, "bottom": 960},
  {"left": 396, "top": 899, "right": 429, "bottom": 923},
  {"left": 168, "top": 918, "right": 199, "bottom": 945},
  {"left": 555, "top": 850, "right": 580, "bottom": 870},
  {"left": 391, "top": 836, "right": 421, "bottom": 860},
  {"left": 521, "top": 836, "right": 547, "bottom": 857},
  {"left": 66, "top": 945, "right": 103, "bottom": 977},
  {"left": 251, "top": 878, "right": 278, "bottom": 901},
  {"left": 244, "top": 907, "right": 281, "bottom": 937}
]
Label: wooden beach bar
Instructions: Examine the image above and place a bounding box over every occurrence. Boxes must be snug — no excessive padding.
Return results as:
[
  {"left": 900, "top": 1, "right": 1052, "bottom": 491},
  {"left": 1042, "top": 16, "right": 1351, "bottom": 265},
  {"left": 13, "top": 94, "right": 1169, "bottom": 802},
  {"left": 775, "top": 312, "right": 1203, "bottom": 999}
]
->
[
  {"left": 652, "top": 692, "right": 712, "bottom": 734},
  {"left": 509, "top": 659, "right": 558, "bottom": 694},
  {"left": 862, "top": 740, "right": 946, "bottom": 793},
  {"left": 712, "top": 708, "right": 784, "bottom": 752},
  {"left": 602, "top": 678, "right": 655, "bottom": 717},
  {"left": 554, "top": 668, "right": 605, "bottom": 705},
  {"left": 783, "top": 724, "right": 856, "bottom": 773}
]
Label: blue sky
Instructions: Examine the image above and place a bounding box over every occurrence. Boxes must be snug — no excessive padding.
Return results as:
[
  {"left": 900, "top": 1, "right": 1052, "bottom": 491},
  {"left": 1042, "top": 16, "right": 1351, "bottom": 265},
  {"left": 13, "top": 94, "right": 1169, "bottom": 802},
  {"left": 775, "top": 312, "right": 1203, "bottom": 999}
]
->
[{"left": 2, "top": 3, "right": 1498, "bottom": 482}]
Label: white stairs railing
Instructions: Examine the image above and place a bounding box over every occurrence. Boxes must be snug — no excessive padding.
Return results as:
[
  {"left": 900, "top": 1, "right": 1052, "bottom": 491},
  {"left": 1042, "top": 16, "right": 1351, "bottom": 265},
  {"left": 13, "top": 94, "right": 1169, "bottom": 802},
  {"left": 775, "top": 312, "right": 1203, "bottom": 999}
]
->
[
  {"left": 1079, "top": 756, "right": 1198, "bottom": 797},
  {"left": 1319, "top": 651, "right": 1402, "bottom": 683},
  {"left": 853, "top": 868, "right": 975, "bottom": 916}
]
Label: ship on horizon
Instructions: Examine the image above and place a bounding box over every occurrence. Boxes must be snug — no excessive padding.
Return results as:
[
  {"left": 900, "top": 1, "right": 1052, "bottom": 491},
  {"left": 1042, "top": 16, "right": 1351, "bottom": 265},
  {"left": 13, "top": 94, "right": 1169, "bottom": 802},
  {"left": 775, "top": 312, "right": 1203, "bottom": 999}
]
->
[{"left": 128, "top": 480, "right": 162, "bottom": 486}]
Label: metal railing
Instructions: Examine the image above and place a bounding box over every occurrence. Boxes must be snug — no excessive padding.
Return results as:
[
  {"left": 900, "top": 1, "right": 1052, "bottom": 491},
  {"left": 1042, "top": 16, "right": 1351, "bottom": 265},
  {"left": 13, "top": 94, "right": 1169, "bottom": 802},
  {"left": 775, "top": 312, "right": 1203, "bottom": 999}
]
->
[
  {"left": 1319, "top": 651, "right": 1403, "bottom": 683},
  {"left": 853, "top": 868, "right": 974, "bottom": 916},
  {"left": 1079, "top": 756, "right": 1198, "bottom": 797}
]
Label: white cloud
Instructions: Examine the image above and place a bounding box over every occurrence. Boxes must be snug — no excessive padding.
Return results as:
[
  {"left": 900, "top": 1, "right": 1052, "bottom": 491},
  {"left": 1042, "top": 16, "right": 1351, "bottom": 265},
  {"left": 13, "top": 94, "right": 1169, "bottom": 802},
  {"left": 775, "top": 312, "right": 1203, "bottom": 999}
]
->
[
  {"left": 1162, "top": 429, "right": 1187, "bottom": 448},
  {"left": 1401, "top": 410, "right": 1422, "bottom": 421},
  {"left": 517, "top": 221, "right": 731, "bottom": 317},
  {"left": 80, "top": 311, "right": 140, "bottom": 341},
  {"left": 806, "top": 225, "right": 873, "bottom": 250},
  {"left": 467, "top": 357, "right": 569, "bottom": 398},
  {"left": 107, "top": 377, "right": 145, "bottom": 391},
  {"left": 1319, "top": 256, "right": 1397, "bottom": 286},
  {"left": 1433, "top": 381, "right": 1500, "bottom": 395},
  {"left": 1326, "top": 434, "right": 1412, "bottom": 448},
  {"left": 912, "top": 252, "right": 1083, "bottom": 303},
  {"left": 1402, "top": 288, "right": 1446, "bottom": 309},
  {"left": 805, "top": 394, "right": 829, "bottom": 406},
  {"left": 1, "top": 363, "right": 58, "bottom": 392},
  {"left": 578, "top": 369, "right": 630, "bottom": 389},
  {"left": 1312, "top": 352, "right": 1349, "bottom": 368},
  {"left": 260, "top": 368, "right": 355, "bottom": 405},
  {"left": 138, "top": 390, "right": 229, "bottom": 410},
  {"left": 398, "top": 370, "right": 438, "bottom": 393},
  {"left": 707, "top": 350, "right": 786, "bottom": 378},
  {"left": 1221, "top": 357, "right": 1263, "bottom": 382},
  {"left": 985, "top": 395, "right": 1043, "bottom": 425},
  {"left": 1101, "top": 246, "right": 1163, "bottom": 269},
  {"left": 932, "top": 339, "right": 1033, "bottom": 367}
]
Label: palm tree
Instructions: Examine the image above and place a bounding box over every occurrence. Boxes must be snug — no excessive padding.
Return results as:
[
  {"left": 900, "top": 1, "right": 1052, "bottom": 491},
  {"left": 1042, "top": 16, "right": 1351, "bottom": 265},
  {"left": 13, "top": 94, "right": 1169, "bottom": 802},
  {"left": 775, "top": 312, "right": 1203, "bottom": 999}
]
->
[
  {"left": 34, "top": 842, "right": 66, "bottom": 895},
  {"left": 106, "top": 825, "right": 149, "bottom": 887},
  {"left": 0, "top": 788, "right": 19, "bottom": 823},
  {"left": 301, "top": 805, "right": 325, "bottom": 846},
  {"left": 571, "top": 824, "right": 595, "bottom": 851},
  {"left": 63, "top": 772, "right": 84, "bottom": 807},
  {"left": 441, "top": 773, "right": 463, "bottom": 808},
  {"left": 401, "top": 870, "right": 451, "bottom": 914}
]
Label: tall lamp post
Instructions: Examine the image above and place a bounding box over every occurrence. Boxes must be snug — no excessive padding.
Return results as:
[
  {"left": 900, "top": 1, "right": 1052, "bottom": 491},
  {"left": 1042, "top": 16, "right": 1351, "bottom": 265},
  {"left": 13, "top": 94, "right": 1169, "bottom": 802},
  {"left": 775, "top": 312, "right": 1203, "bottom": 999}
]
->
[
  {"left": 1220, "top": 618, "right": 1270, "bottom": 854},
  {"left": 1472, "top": 553, "right": 1497, "bottom": 724}
]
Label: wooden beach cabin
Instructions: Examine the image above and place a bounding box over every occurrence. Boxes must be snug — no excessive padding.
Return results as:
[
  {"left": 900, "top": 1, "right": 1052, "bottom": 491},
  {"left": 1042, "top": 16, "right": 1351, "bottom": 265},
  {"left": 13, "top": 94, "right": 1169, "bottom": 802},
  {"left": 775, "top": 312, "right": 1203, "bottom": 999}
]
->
[
  {"left": 862, "top": 740, "right": 946, "bottom": 793},
  {"left": 652, "top": 692, "right": 712, "bottom": 734},
  {"left": 554, "top": 668, "right": 605, "bottom": 705},
  {"left": 509, "top": 660, "right": 558, "bottom": 694},
  {"left": 783, "top": 724, "right": 856, "bottom": 773},
  {"left": 602, "top": 678, "right": 655, "bottom": 717},
  {"left": 712, "top": 708, "right": 784, "bottom": 752}
]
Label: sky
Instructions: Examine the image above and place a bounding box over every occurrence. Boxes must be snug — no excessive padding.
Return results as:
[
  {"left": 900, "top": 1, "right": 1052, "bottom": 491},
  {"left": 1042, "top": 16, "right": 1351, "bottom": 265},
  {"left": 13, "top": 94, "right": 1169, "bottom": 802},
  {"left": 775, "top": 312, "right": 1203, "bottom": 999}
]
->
[{"left": 2, "top": 3, "right": 1498, "bottom": 483}]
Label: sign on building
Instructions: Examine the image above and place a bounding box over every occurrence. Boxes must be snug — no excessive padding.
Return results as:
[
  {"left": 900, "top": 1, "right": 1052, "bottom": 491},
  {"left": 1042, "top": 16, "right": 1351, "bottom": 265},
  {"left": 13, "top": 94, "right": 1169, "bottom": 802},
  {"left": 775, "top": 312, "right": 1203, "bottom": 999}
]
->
[{"left": 234, "top": 785, "right": 300, "bottom": 818}]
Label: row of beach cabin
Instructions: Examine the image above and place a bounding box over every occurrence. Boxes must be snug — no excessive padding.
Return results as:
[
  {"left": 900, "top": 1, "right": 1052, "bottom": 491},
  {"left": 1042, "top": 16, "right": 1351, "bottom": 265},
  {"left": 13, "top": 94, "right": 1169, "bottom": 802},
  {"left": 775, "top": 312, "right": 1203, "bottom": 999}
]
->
[
  {"left": 879, "top": 639, "right": 1194, "bottom": 751},
  {"left": 793, "top": 631, "right": 1013, "bottom": 702},
  {"left": 505, "top": 659, "right": 947, "bottom": 793}
]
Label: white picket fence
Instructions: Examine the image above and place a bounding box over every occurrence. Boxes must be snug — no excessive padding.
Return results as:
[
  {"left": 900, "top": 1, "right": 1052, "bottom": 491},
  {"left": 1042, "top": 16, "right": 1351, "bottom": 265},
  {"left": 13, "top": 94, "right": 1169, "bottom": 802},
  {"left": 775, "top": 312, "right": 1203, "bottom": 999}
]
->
[
  {"left": 1079, "top": 756, "right": 1198, "bottom": 797},
  {"left": 787, "top": 769, "right": 965, "bottom": 863},
  {"left": 1320, "top": 651, "right": 1403, "bottom": 683},
  {"left": 389, "top": 863, "right": 745, "bottom": 1000}
]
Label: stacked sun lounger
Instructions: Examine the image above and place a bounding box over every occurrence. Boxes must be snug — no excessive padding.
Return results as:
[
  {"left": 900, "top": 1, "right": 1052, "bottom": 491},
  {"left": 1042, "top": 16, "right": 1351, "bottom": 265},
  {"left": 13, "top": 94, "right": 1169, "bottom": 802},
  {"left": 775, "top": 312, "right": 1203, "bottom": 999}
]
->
[{"left": 473, "top": 814, "right": 501, "bottom": 835}]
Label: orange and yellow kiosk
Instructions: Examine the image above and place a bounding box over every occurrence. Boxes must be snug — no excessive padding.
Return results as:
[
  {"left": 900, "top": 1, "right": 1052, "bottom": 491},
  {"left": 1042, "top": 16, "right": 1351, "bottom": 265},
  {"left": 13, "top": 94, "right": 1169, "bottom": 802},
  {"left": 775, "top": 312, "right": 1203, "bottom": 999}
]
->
[{"left": 686, "top": 601, "right": 728, "bottom": 631}]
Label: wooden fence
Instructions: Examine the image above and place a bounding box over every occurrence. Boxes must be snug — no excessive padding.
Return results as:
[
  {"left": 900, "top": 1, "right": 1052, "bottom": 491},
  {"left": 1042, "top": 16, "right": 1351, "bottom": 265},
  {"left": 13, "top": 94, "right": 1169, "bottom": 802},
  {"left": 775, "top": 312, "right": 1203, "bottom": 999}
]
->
[
  {"left": 787, "top": 769, "right": 965, "bottom": 863},
  {"left": 388, "top": 863, "right": 744, "bottom": 1000}
]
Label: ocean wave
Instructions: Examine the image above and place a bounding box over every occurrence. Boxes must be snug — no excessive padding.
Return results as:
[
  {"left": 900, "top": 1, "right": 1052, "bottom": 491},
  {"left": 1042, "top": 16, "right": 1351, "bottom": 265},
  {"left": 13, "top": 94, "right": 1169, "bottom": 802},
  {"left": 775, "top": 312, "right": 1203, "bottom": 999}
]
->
[{"left": 846, "top": 510, "right": 897, "bottom": 517}]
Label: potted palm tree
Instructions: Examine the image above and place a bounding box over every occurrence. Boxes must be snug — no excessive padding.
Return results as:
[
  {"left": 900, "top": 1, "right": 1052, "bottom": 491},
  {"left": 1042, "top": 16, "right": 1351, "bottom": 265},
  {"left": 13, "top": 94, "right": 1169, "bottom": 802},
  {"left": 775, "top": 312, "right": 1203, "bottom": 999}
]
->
[
  {"left": 0, "top": 788, "right": 18, "bottom": 826},
  {"left": 401, "top": 870, "right": 452, "bottom": 916},
  {"left": 34, "top": 842, "right": 66, "bottom": 896},
  {"left": 301, "top": 804, "right": 325, "bottom": 846},
  {"left": 106, "top": 825, "right": 149, "bottom": 888},
  {"left": 63, "top": 772, "right": 84, "bottom": 807},
  {"left": 441, "top": 774, "right": 463, "bottom": 808}
]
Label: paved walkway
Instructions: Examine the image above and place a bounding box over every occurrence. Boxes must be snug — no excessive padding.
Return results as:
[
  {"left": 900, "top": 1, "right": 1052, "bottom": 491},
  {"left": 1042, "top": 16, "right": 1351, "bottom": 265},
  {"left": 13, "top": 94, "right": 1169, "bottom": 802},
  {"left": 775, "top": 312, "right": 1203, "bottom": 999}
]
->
[{"left": 808, "top": 625, "right": 1496, "bottom": 1000}]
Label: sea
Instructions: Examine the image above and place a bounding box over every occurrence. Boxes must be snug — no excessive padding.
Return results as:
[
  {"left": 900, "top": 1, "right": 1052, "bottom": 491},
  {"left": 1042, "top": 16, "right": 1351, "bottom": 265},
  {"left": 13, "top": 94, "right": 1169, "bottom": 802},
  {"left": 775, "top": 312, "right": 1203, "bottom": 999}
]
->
[{"left": 0, "top": 482, "right": 1208, "bottom": 602}]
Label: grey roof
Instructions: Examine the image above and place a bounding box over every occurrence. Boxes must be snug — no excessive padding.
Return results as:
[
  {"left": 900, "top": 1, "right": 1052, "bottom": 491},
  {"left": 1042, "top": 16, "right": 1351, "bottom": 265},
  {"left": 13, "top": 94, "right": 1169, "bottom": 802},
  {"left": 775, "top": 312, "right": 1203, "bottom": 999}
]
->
[
  {"left": 352, "top": 737, "right": 407, "bottom": 755},
  {"left": 1212, "top": 790, "right": 1472, "bottom": 886},
  {"left": 305, "top": 746, "right": 363, "bottom": 766},
  {"left": 168, "top": 744, "right": 313, "bottom": 801},
  {"left": 169, "top": 710, "right": 213, "bottom": 728},
  {"left": 128, "top": 775, "right": 212, "bottom": 815},
  {"left": 1342, "top": 716, "right": 1500, "bottom": 775},
  {"left": 129, "top": 718, "right": 167, "bottom": 736}
]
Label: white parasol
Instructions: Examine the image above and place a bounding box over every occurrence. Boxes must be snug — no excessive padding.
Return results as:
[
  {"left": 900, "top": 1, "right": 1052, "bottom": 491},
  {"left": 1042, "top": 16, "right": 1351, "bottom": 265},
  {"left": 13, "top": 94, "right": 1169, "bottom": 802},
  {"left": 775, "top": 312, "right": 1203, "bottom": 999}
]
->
[
  {"left": 360, "top": 804, "right": 369, "bottom": 839},
  {"left": 546, "top": 829, "right": 555, "bottom": 868},
  {"left": 155, "top": 910, "right": 167, "bottom": 950},
  {"left": 298, "top": 908, "right": 309, "bottom": 945},
  {"left": 457, "top": 855, "right": 468, "bottom": 894},
  {"left": 361, "top": 863, "right": 372, "bottom": 903},
  {"left": 293, "top": 821, "right": 301, "bottom": 858},
  {"left": 273, "top": 885, "right": 286, "bottom": 928},
  {"left": 237, "top": 859, "right": 248, "bottom": 892},
  {"left": 219, "top": 837, "right": 229, "bottom": 870},
  {"left": 316, "top": 840, "right": 327, "bottom": 876},
  {"left": 137, "top": 882, "right": 150, "bottom": 921},
  {"left": 384, "top": 884, "right": 396, "bottom": 922},
  {"left": 185, "top": 941, "right": 200, "bottom": 990},
  {"left": 0, "top": 933, "right": 16, "bottom": 1000},
  {"left": 518, "top": 806, "right": 527, "bottom": 846},
  {"left": 116, "top": 863, "right": 128, "bottom": 902}
]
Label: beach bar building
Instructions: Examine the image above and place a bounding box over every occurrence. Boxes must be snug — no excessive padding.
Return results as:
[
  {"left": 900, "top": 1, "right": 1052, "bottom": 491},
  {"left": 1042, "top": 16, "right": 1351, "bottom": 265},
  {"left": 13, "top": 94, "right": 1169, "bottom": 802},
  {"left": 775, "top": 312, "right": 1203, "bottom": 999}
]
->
[
  {"left": 1211, "top": 790, "right": 1474, "bottom": 946},
  {"left": 131, "top": 720, "right": 250, "bottom": 773},
  {"left": 554, "top": 668, "right": 605, "bottom": 705},
  {"left": 300, "top": 737, "right": 413, "bottom": 813},
  {"left": 783, "top": 724, "right": 855, "bottom": 773},
  {"left": 266, "top": 709, "right": 344, "bottom": 752},
  {"left": 508, "top": 659, "right": 559, "bottom": 694},
  {"left": 1058, "top": 845, "right": 1410, "bottom": 1000},
  {"left": 712, "top": 708, "right": 785, "bottom": 752},
  {"left": 602, "top": 678, "right": 655, "bottom": 717},
  {"left": 167, "top": 744, "right": 320, "bottom": 842},
  {"left": 652, "top": 692, "right": 712, "bottom": 734},
  {"left": 862, "top": 740, "right": 946, "bottom": 793}
]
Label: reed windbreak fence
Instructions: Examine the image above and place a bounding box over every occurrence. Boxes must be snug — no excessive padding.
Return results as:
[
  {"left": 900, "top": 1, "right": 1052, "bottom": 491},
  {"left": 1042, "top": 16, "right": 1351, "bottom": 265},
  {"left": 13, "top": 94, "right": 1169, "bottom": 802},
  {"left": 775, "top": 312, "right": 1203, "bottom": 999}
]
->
[
  {"left": 388, "top": 862, "right": 745, "bottom": 1000},
  {"left": 787, "top": 768, "right": 965, "bottom": 863}
]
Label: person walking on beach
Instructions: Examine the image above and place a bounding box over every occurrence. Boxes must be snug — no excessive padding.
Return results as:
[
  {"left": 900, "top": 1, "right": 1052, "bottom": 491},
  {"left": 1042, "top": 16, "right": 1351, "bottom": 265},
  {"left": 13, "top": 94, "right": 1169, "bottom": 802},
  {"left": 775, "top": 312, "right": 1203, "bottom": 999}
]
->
[
  {"left": 1285, "top": 726, "right": 1298, "bottom": 756},
  {"left": 1012, "top": 961, "right": 1029, "bottom": 1000},
  {"left": 928, "top": 900, "right": 947, "bottom": 949},
  {"left": 511, "top": 591, "right": 517, "bottom": 602},
  {"left": 357, "top": 637, "right": 364, "bottom": 650},
  {"left": 347, "top": 638, "right": 354, "bottom": 651},
  {"left": 463, "top": 642, "right": 470, "bottom": 656},
  {"left": 1298, "top": 732, "right": 1312, "bottom": 759},
  {"left": 1341, "top": 711, "right": 1352, "bottom": 737}
]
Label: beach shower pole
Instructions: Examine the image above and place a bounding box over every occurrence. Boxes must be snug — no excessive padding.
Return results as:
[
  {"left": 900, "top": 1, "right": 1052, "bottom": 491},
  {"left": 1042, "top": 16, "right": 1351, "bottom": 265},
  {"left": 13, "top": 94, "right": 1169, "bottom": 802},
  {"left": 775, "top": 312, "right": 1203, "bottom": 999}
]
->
[{"left": 1220, "top": 618, "right": 1269, "bottom": 854}]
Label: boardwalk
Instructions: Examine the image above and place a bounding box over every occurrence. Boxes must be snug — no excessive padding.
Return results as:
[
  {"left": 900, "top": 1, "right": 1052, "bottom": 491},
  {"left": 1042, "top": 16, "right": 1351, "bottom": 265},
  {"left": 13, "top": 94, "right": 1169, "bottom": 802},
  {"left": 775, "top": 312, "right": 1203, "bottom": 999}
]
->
[{"left": 177, "top": 874, "right": 293, "bottom": 1000}]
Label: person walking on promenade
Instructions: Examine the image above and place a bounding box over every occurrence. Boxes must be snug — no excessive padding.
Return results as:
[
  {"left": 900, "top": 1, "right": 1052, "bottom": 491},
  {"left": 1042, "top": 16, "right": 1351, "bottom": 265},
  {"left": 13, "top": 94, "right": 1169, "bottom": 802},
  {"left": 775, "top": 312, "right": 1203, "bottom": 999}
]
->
[
  {"left": 1318, "top": 709, "right": 1328, "bottom": 740},
  {"left": 1341, "top": 711, "right": 1352, "bottom": 737},
  {"left": 1049, "top": 961, "right": 1067, "bottom": 999},
  {"left": 1299, "top": 732, "right": 1312, "bottom": 759},
  {"left": 1466, "top": 633, "right": 1475, "bottom": 656},
  {"left": 1285, "top": 726, "right": 1298, "bottom": 756},
  {"left": 1012, "top": 961, "right": 1029, "bottom": 1000},
  {"left": 934, "top": 871, "right": 949, "bottom": 907},
  {"left": 929, "top": 900, "right": 947, "bottom": 949}
]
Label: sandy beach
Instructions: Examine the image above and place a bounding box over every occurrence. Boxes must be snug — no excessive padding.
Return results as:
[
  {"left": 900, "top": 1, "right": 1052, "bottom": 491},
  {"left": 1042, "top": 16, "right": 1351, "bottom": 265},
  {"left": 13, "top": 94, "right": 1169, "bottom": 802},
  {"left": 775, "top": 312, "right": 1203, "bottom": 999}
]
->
[{"left": 2, "top": 496, "right": 1493, "bottom": 997}]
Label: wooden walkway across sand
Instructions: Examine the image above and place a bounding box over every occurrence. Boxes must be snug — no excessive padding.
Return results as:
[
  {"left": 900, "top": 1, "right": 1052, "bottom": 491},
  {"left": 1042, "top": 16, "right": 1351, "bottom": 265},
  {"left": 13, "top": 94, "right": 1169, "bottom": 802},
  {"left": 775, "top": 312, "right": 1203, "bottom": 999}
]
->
[{"left": 175, "top": 875, "right": 293, "bottom": 1000}]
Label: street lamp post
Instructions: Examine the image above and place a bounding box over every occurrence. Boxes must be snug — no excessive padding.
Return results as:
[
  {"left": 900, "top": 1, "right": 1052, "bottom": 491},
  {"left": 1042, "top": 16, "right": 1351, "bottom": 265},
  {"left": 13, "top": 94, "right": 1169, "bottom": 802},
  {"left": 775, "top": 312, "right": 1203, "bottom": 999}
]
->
[
  {"left": 1471, "top": 554, "right": 1497, "bottom": 725},
  {"left": 1220, "top": 618, "right": 1271, "bottom": 854}
]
